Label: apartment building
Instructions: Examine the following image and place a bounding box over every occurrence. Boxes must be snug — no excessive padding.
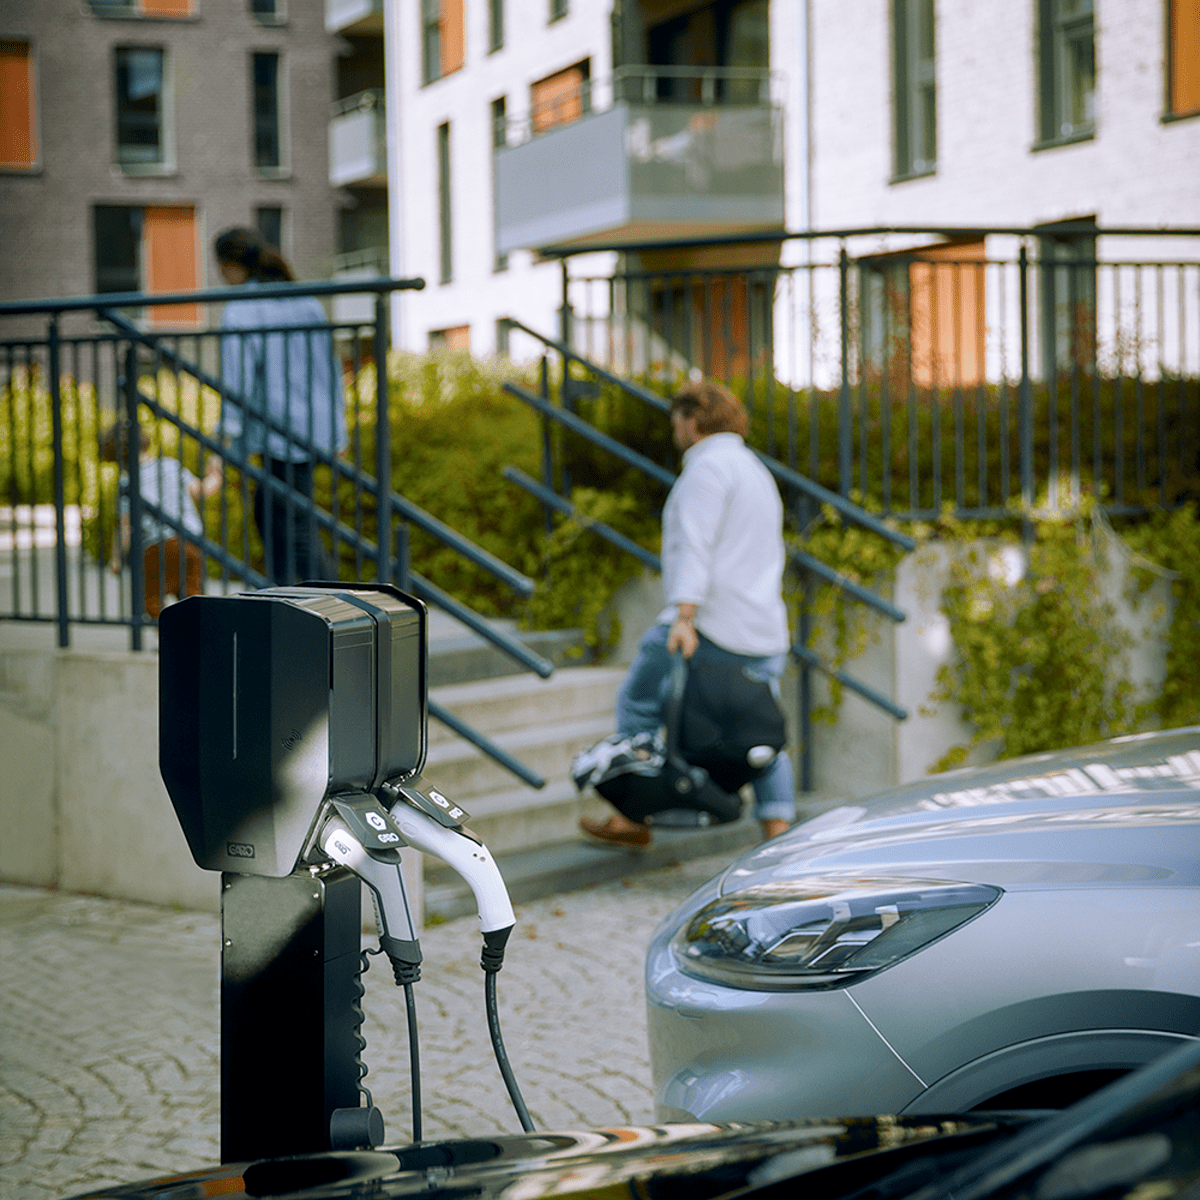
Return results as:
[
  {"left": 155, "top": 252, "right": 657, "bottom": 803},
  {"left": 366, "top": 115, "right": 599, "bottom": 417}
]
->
[
  {"left": 384, "top": 0, "right": 1199, "bottom": 363},
  {"left": 0, "top": 0, "right": 345, "bottom": 333},
  {"left": 384, "top": 0, "right": 790, "bottom": 355}
]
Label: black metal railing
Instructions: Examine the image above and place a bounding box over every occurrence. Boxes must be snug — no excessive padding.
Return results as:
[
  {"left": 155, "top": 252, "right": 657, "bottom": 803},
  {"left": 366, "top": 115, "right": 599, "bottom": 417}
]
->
[
  {"left": 498, "top": 321, "right": 914, "bottom": 793},
  {"left": 0, "top": 277, "right": 548, "bottom": 787},
  {"left": 556, "top": 225, "right": 1200, "bottom": 521}
]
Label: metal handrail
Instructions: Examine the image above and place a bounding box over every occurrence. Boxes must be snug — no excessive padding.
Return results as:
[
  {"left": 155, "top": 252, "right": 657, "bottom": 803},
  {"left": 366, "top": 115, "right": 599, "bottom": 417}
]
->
[
  {"left": 500, "top": 370, "right": 908, "bottom": 727},
  {"left": 101, "top": 307, "right": 535, "bottom": 598},
  {"left": 501, "top": 319, "right": 915, "bottom": 551},
  {"left": 503, "top": 466, "right": 662, "bottom": 572}
]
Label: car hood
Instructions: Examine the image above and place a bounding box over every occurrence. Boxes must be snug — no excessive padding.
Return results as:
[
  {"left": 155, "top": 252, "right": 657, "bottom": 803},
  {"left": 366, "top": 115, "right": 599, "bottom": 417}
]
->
[
  {"left": 720, "top": 726, "right": 1200, "bottom": 895},
  {"left": 63, "top": 1115, "right": 1007, "bottom": 1199}
]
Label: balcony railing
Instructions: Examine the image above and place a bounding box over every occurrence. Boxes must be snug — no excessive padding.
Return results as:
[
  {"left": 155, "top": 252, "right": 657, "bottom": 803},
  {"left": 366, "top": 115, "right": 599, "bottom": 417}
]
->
[
  {"left": 329, "top": 90, "right": 386, "bottom": 187},
  {"left": 494, "top": 67, "right": 784, "bottom": 255},
  {"left": 332, "top": 247, "right": 390, "bottom": 325},
  {"left": 325, "top": 0, "right": 383, "bottom": 33}
]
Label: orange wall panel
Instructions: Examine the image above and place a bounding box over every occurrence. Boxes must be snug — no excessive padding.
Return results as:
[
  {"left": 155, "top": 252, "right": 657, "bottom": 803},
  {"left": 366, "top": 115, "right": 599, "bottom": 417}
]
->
[
  {"left": 144, "top": 206, "right": 201, "bottom": 327},
  {"left": 141, "top": 0, "right": 194, "bottom": 15},
  {"left": 0, "top": 41, "right": 36, "bottom": 168},
  {"left": 530, "top": 64, "right": 586, "bottom": 134},
  {"left": 441, "top": 0, "right": 465, "bottom": 75},
  {"left": 1171, "top": 0, "right": 1200, "bottom": 115}
]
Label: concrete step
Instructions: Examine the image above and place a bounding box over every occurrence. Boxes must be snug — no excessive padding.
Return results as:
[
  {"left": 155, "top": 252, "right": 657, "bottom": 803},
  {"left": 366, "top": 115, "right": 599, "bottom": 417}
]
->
[
  {"left": 426, "top": 666, "right": 625, "bottom": 744},
  {"left": 422, "top": 712, "right": 615, "bottom": 803},
  {"left": 426, "top": 617, "right": 590, "bottom": 687}
]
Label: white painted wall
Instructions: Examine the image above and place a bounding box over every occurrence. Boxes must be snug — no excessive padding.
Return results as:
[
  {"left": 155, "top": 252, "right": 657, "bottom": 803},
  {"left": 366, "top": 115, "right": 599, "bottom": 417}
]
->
[
  {"left": 384, "top": 0, "right": 1199, "bottom": 362},
  {"left": 385, "top": 0, "right": 616, "bottom": 356},
  {"left": 809, "top": 1, "right": 1200, "bottom": 232}
]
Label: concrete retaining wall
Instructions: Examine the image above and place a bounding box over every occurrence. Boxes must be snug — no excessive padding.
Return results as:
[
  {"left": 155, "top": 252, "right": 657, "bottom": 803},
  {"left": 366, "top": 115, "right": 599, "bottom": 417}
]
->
[{"left": 0, "top": 532, "right": 1175, "bottom": 910}]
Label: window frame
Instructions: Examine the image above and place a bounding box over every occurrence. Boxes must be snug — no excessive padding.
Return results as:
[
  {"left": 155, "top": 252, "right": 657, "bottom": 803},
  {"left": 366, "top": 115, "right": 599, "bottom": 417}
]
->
[
  {"left": 891, "top": 0, "right": 937, "bottom": 181},
  {"left": 491, "top": 96, "right": 508, "bottom": 272},
  {"left": 437, "top": 121, "right": 452, "bottom": 284},
  {"left": 113, "top": 44, "right": 172, "bottom": 172},
  {"left": 549, "top": 0, "right": 567, "bottom": 23},
  {"left": 251, "top": 49, "right": 287, "bottom": 174},
  {"left": 1035, "top": 0, "right": 1096, "bottom": 148},
  {"left": 489, "top": 0, "right": 504, "bottom": 52}
]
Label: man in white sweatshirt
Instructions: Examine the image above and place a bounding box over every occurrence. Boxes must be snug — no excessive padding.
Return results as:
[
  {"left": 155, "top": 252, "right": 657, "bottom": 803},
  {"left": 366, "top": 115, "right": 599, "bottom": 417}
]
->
[{"left": 581, "top": 380, "right": 795, "bottom": 848}]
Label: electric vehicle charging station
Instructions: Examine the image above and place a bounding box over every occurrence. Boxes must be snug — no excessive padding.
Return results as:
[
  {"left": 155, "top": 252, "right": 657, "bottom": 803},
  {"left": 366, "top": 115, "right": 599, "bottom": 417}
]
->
[{"left": 158, "top": 583, "right": 526, "bottom": 1163}]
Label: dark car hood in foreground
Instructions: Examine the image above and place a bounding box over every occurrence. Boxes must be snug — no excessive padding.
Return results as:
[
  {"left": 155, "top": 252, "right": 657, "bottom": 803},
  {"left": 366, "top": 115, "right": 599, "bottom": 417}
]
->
[
  {"left": 66, "top": 1114, "right": 1011, "bottom": 1200},
  {"left": 64, "top": 1040, "right": 1200, "bottom": 1200}
]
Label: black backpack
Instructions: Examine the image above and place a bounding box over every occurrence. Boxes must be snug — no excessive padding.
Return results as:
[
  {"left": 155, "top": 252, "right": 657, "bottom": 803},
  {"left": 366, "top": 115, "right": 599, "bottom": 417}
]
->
[{"left": 571, "top": 653, "right": 787, "bottom": 828}]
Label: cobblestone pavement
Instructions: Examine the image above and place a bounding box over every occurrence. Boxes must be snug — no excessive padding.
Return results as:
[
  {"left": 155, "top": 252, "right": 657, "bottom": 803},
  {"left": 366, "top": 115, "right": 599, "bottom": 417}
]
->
[{"left": 0, "top": 850, "right": 734, "bottom": 1200}]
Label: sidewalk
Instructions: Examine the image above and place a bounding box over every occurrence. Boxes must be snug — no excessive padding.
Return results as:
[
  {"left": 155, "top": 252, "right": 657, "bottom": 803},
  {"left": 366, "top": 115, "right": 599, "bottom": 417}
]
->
[{"left": 0, "top": 848, "right": 736, "bottom": 1200}]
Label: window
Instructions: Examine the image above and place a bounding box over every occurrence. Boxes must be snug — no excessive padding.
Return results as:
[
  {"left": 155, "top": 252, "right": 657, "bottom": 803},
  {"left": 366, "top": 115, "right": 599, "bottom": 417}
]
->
[
  {"left": 430, "top": 325, "right": 470, "bottom": 352},
  {"left": 0, "top": 40, "right": 37, "bottom": 169},
  {"left": 255, "top": 205, "right": 284, "bottom": 250},
  {"left": 93, "top": 204, "right": 200, "bottom": 325},
  {"left": 859, "top": 241, "right": 987, "bottom": 389},
  {"left": 530, "top": 60, "right": 589, "bottom": 134},
  {"left": 1167, "top": 0, "right": 1200, "bottom": 118},
  {"left": 489, "top": 0, "right": 503, "bottom": 51},
  {"left": 1038, "top": 219, "right": 1097, "bottom": 379},
  {"left": 422, "top": 0, "right": 464, "bottom": 84},
  {"left": 90, "top": 0, "right": 194, "bottom": 17},
  {"left": 491, "top": 97, "right": 508, "bottom": 272},
  {"left": 251, "top": 0, "right": 285, "bottom": 22},
  {"left": 437, "top": 122, "right": 452, "bottom": 283},
  {"left": 115, "top": 46, "right": 167, "bottom": 167},
  {"left": 549, "top": 0, "right": 567, "bottom": 22},
  {"left": 495, "top": 317, "right": 513, "bottom": 357},
  {"left": 252, "top": 52, "right": 282, "bottom": 170},
  {"left": 1037, "top": 0, "right": 1095, "bottom": 144},
  {"left": 892, "top": 0, "right": 936, "bottom": 178}
]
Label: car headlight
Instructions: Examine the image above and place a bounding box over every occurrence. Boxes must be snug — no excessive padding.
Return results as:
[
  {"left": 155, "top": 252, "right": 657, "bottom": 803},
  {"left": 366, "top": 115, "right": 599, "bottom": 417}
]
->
[{"left": 671, "top": 875, "right": 1001, "bottom": 991}]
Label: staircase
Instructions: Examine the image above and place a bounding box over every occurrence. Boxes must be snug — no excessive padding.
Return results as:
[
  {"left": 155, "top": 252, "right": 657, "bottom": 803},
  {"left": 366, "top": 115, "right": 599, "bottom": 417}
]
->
[{"left": 420, "top": 615, "right": 761, "bottom": 920}]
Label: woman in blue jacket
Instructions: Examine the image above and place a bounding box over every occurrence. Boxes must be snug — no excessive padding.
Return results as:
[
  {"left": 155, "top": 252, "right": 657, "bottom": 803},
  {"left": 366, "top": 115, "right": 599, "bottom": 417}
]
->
[{"left": 215, "top": 227, "right": 347, "bottom": 584}]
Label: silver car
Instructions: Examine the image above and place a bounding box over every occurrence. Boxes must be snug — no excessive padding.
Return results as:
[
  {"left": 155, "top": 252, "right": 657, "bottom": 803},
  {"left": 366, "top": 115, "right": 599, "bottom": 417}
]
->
[{"left": 646, "top": 727, "right": 1200, "bottom": 1121}]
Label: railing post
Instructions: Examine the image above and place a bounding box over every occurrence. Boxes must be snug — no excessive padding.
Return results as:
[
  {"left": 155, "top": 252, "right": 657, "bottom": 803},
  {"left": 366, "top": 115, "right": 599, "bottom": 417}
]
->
[
  {"left": 1018, "top": 244, "right": 1034, "bottom": 539},
  {"left": 374, "top": 291, "right": 392, "bottom": 584},
  {"left": 394, "top": 520, "right": 411, "bottom": 591},
  {"left": 122, "top": 342, "right": 145, "bottom": 652},
  {"left": 48, "top": 315, "right": 70, "bottom": 648},
  {"left": 539, "top": 355, "right": 554, "bottom": 534},
  {"left": 838, "top": 247, "right": 852, "bottom": 497},
  {"left": 798, "top": 580, "right": 813, "bottom": 794}
]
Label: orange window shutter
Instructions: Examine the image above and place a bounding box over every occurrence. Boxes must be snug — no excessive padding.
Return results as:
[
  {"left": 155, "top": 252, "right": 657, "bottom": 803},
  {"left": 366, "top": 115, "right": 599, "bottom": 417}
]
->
[
  {"left": 1171, "top": 0, "right": 1200, "bottom": 115},
  {"left": 530, "top": 64, "right": 584, "bottom": 134},
  {"left": 144, "top": 206, "right": 201, "bottom": 327},
  {"left": 441, "top": 0, "right": 465, "bottom": 75},
  {"left": 0, "top": 41, "right": 36, "bottom": 168},
  {"left": 141, "top": 0, "right": 194, "bottom": 14}
]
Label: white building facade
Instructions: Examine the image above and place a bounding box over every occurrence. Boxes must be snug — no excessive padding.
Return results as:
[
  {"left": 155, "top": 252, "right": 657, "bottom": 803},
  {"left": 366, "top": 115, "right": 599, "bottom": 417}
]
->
[{"left": 383, "top": 0, "right": 1200, "bottom": 364}]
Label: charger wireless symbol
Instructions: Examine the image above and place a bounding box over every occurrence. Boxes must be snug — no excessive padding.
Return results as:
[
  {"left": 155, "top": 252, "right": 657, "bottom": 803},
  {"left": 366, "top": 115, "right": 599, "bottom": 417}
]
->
[{"left": 158, "top": 583, "right": 531, "bottom": 1162}]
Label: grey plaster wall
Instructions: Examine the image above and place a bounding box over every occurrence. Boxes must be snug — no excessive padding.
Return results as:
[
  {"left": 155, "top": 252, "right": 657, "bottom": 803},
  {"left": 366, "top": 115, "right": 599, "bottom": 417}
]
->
[{"left": 0, "top": 0, "right": 342, "bottom": 334}]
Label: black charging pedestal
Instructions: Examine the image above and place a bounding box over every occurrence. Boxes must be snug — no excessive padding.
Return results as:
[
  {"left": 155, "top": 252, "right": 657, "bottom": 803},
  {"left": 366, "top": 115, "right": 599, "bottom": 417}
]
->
[
  {"left": 220, "top": 868, "right": 373, "bottom": 1162},
  {"left": 159, "top": 584, "right": 429, "bottom": 1162}
]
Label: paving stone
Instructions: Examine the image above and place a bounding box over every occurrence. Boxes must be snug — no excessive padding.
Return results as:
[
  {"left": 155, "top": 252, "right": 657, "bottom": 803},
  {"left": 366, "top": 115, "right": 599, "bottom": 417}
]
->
[{"left": 0, "top": 849, "right": 735, "bottom": 1198}]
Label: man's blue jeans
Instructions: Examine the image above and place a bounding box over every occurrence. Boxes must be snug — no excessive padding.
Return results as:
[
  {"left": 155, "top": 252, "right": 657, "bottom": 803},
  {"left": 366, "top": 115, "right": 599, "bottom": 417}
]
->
[{"left": 615, "top": 623, "right": 796, "bottom": 823}]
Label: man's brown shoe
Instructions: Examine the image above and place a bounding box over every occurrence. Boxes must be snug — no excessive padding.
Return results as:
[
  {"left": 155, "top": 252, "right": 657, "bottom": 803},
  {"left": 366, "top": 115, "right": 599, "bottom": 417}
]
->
[{"left": 580, "top": 816, "right": 652, "bottom": 848}]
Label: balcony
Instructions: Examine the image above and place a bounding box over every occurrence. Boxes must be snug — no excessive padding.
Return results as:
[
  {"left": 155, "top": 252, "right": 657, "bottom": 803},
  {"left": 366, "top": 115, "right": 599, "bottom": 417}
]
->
[
  {"left": 330, "top": 247, "right": 389, "bottom": 326},
  {"left": 325, "top": 0, "right": 383, "bottom": 34},
  {"left": 494, "top": 67, "right": 784, "bottom": 255},
  {"left": 329, "top": 90, "right": 386, "bottom": 187}
]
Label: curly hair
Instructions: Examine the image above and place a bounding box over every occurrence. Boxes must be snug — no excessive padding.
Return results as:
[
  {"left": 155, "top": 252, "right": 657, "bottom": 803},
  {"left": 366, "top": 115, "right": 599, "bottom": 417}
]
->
[{"left": 670, "top": 380, "right": 749, "bottom": 438}]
